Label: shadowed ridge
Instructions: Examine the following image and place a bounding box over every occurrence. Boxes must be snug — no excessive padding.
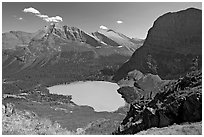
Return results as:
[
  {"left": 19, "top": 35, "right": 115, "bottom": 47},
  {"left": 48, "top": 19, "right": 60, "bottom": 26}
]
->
[{"left": 113, "top": 8, "right": 202, "bottom": 82}]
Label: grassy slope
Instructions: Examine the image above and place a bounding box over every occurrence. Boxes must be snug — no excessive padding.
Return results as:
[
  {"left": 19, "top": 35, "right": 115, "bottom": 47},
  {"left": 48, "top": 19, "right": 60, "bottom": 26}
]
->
[
  {"left": 136, "top": 122, "right": 202, "bottom": 135},
  {"left": 3, "top": 98, "right": 125, "bottom": 134},
  {"left": 2, "top": 103, "right": 76, "bottom": 135}
]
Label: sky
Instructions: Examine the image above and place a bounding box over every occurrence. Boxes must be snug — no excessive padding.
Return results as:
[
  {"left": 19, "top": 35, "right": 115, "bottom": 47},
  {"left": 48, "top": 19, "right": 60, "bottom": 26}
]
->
[{"left": 2, "top": 2, "right": 202, "bottom": 39}]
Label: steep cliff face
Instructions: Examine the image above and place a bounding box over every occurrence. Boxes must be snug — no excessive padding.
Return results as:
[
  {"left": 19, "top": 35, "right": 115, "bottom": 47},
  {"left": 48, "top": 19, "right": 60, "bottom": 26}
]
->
[
  {"left": 113, "top": 8, "right": 202, "bottom": 82},
  {"left": 62, "top": 26, "right": 105, "bottom": 47}
]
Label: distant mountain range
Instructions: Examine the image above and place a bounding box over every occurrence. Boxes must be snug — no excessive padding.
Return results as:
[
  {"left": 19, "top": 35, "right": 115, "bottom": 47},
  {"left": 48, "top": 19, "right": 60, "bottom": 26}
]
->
[
  {"left": 3, "top": 25, "right": 143, "bottom": 50},
  {"left": 2, "top": 25, "right": 143, "bottom": 93}
]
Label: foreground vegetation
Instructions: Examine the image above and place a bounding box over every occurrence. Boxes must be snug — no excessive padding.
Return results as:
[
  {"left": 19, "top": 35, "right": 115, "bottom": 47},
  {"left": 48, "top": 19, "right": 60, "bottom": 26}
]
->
[
  {"left": 136, "top": 122, "right": 202, "bottom": 135},
  {"left": 2, "top": 103, "right": 85, "bottom": 135}
]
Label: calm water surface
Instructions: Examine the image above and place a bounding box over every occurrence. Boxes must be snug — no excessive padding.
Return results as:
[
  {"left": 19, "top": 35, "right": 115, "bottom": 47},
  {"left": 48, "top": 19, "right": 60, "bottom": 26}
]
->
[{"left": 48, "top": 81, "right": 125, "bottom": 112}]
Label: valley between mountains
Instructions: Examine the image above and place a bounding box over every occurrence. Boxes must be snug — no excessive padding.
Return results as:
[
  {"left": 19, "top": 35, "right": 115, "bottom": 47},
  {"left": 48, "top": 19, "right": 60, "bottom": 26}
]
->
[{"left": 2, "top": 7, "right": 202, "bottom": 135}]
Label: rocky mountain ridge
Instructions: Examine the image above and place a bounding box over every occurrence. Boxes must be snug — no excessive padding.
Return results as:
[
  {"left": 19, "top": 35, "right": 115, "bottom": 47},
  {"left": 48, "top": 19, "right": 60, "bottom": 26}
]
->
[
  {"left": 2, "top": 24, "right": 143, "bottom": 95},
  {"left": 113, "top": 8, "right": 202, "bottom": 82},
  {"left": 3, "top": 24, "right": 143, "bottom": 50}
]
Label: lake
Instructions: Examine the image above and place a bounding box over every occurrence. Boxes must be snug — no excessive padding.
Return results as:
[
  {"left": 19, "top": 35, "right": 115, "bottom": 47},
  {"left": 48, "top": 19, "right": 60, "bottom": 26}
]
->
[{"left": 48, "top": 81, "right": 125, "bottom": 112}]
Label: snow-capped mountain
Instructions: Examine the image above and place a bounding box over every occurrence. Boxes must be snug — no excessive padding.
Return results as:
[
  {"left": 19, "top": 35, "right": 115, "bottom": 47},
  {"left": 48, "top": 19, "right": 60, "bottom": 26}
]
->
[
  {"left": 2, "top": 24, "right": 144, "bottom": 93},
  {"left": 93, "top": 29, "right": 143, "bottom": 53}
]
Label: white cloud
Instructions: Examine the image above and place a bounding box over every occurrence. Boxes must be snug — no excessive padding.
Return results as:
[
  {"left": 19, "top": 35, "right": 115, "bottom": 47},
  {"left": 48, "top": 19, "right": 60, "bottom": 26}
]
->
[
  {"left": 36, "top": 14, "right": 62, "bottom": 22},
  {"left": 23, "top": 7, "right": 63, "bottom": 23},
  {"left": 23, "top": 7, "right": 40, "bottom": 14},
  {"left": 36, "top": 14, "right": 49, "bottom": 18},
  {"left": 100, "top": 25, "right": 108, "bottom": 30},
  {"left": 43, "top": 16, "right": 63, "bottom": 22},
  {"left": 117, "top": 20, "right": 123, "bottom": 24}
]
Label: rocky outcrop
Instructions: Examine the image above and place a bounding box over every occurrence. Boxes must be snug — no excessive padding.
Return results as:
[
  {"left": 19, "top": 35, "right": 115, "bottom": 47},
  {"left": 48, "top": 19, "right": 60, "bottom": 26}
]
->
[
  {"left": 113, "top": 70, "right": 202, "bottom": 135},
  {"left": 117, "top": 69, "right": 171, "bottom": 105},
  {"left": 118, "top": 86, "right": 142, "bottom": 104},
  {"left": 113, "top": 8, "right": 202, "bottom": 82}
]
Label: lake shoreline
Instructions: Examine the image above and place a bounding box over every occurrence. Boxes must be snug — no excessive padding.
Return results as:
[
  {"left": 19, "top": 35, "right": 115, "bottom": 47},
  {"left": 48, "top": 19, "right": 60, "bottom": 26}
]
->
[{"left": 48, "top": 81, "right": 125, "bottom": 112}]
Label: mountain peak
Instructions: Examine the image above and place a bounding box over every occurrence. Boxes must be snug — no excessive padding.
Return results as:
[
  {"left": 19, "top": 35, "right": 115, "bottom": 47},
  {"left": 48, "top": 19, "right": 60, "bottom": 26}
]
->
[{"left": 46, "top": 23, "right": 55, "bottom": 33}]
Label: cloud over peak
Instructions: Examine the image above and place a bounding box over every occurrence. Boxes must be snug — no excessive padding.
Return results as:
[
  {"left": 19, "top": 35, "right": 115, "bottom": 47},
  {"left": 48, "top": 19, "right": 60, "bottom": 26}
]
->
[
  {"left": 117, "top": 20, "right": 123, "bottom": 24},
  {"left": 100, "top": 25, "right": 108, "bottom": 30},
  {"left": 43, "top": 16, "right": 63, "bottom": 23},
  {"left": 23, "top": 7, "right": 63, "bottom": 23}
]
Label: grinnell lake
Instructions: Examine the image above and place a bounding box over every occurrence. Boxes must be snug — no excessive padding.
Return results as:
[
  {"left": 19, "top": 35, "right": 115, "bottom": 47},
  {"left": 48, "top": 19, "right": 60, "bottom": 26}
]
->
[{"left": 48, "top": 81, "right": 125, "bottom": 112}]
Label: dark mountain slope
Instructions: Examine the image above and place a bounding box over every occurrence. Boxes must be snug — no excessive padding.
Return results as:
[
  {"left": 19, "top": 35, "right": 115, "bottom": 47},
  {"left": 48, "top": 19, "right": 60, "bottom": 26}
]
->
[{"left": 113, "top": 8, "right": 202, "bottom": 82}]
